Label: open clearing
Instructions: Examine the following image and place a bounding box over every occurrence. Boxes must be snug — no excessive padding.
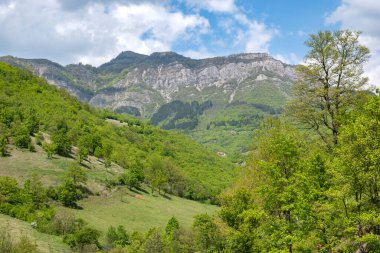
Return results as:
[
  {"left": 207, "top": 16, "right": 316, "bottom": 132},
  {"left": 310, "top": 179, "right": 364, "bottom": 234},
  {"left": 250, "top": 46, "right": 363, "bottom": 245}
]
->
[{"left": 0, "top": 146, "right": 219, "bottom": 241}]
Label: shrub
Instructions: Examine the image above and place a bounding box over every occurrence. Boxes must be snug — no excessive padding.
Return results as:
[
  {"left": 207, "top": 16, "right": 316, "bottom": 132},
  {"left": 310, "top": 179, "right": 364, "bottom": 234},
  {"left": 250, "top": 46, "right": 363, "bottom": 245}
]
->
[
  {"left": 13, "top": 130, "right": 31, "bottom": 149},
  {"left": 107, "top": 225, "right": 129, "bottom": 248},
  {"left": 64, "top": 226, "right": 101, "bottom": 251}
]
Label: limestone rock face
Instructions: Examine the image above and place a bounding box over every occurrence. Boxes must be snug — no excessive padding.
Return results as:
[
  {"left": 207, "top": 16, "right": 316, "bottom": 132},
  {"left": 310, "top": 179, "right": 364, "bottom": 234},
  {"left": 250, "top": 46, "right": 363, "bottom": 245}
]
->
[{"left": 90, "top": 52, "right": 295, "bottom": 117}]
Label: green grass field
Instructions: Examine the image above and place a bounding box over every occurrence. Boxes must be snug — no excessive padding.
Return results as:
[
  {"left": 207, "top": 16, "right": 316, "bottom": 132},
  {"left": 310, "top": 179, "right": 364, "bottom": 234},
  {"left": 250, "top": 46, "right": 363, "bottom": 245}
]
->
[
  {"left": 0, "top": 145, "right": 219, "bottom": 242},
  {"left": 68, "top": 187, "right": 218, "bottom": 240},
  {"left": 0, "top": 214, "right": 70, "bottom": 253}
]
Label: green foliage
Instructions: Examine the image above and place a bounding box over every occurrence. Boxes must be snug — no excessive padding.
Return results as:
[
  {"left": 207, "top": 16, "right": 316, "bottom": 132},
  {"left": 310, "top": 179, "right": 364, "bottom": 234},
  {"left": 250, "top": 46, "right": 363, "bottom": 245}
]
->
[
  {"left": 0, "top": 175, "right": 54, "bottom": 230},
  {"left": 192, "top": 214, "right": 225, "bottom": 252},
  {"left": 55, "top": 165, "right": 88, "bottom": 207},
  {"left": 121, "top": 169, "right": 140, "bottom": 190},
  {"left": 0, "top": 134, "right": 7, "bottom": 156},
  {"left": 23, "top": 174, "right": 48, "bottom": 209},
  {"left": 0, "top": 62, "right": 234, "bottom": 201},
  {"left": 63, "top": 226, "right": 100, "bottom": 250},
  {"left": 286, "top": 30, "right": 370, "bottom": 147},
  {"left": 107, "top": 225, "right": 130, "bottom": 248},
  {"left": 57, "top": 179, "right": 83, "bottom": 207},
  {"left": 51, "top": 129, "right": 71, "bottom": 157},
  {"left": 330, "top": 95, "right": 380, "bottom": 249},
  {"left": 42, "top": 142, "right": 56, "bottom": 159},
  {"left": 150, "top": 100, "right": 212, "bottom": 130},
  {"left": 12, "top": 123, "right": 31, "bottom": 149},
  {"left": 145, "top": 156, "right": 169, "bottom": 194},
  {"left": 165, "top": 217, "right": 179, "bottom": 239},
  {"left": 142, "top": 228, "right": 168, "bottom": 253},
  {"left": 219, "top": 188, "right": 256, "bottom": 229},
  {"left": 66, "top": 165, "right": 88, "bottom": 185}
]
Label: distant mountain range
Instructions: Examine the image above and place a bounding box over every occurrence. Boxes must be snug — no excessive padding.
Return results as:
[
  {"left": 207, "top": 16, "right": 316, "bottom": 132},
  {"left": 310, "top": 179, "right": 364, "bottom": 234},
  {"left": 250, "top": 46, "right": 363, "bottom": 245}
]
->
[{"left": 0, "top": 51, "right": 296, "bottom": 161}]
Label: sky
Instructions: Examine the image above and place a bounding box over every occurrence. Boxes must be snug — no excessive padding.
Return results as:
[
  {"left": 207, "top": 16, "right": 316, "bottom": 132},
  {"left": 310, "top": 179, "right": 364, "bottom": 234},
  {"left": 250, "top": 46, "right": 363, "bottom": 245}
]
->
[{"left": 0, "top": 0, "right": 379, "bottom": 86}]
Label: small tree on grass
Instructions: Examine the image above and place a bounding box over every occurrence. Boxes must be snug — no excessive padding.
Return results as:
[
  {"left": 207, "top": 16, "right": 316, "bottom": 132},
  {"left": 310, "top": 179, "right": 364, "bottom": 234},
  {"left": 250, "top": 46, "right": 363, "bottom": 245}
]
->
[
  {"left": 66, "top": 165, "right": 87, "bottom": 185},
  {"left": 58, "top": 179, "right": 83, "bottom": 208},
  {"left": 24, "top": 174, "right": 48, "bottom": 209},
  {"left": 57, "top": 165, "right": 88, "bottom": 207},
  {"left": 52, "top": 129, "right": 71, "bottom": 157},
  {"left": 42, "top": 142, "right": 56, "bottom": 159},
  {"left": 145, "top": 156, "right": 168, "bottom": 195},
  {"left": 121, "top": 169, "right": 140, "bottom": 190},
  {"left": 13, "top": 124, "right": 31, "bottom": 149},
  {"left": 165, "top": 217, "right": 180, "bottom": 240},
  {"left": 76, "top": 145, "right": 88, "bottom": 164}
]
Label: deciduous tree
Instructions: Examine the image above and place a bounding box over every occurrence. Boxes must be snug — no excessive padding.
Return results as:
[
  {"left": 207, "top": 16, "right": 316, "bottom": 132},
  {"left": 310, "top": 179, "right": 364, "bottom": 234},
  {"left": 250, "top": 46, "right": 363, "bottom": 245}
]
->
[{"left": 286, "top": 30, "right": 370, "bottom": 148}]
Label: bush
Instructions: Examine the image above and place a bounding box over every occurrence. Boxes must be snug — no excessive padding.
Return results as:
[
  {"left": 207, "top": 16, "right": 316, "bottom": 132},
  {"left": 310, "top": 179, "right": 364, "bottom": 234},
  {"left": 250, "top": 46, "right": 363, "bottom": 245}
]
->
[
  {"left": 13, "top": 130, "right": 31, "bottom": 149},
  {"left": 107, "top": 225, "right": 129, "bottom": 247},
  {"left": 64, "top": 226, "right": 101, "bottom": 251},
  {"left": 51, "top": 129, "right": 71, "bottom": 157},
  {"left": 42, "top": 142, "right": 56, "bottom": 159},
  {"left": 143, "top": 228, "right": 167, "bottom": 253},
  {"left": 120, "top": 170, "right": 140, "bottom": 190},
  {"left": 57, "top": 179, "right": 83, "bottom": 207},
  {"left": 52, "top": 210, "right": 76, "bottom": 235}
]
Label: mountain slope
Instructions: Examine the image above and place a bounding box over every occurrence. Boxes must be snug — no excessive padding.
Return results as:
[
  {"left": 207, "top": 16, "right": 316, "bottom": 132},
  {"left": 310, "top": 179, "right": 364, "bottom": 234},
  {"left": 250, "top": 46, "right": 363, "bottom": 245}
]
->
[
  {"left": 0, "top": 52, "right": 296, "bottom": 161},
  {"left": 0, "top": 62, "right": 235, "bottom": 200}
]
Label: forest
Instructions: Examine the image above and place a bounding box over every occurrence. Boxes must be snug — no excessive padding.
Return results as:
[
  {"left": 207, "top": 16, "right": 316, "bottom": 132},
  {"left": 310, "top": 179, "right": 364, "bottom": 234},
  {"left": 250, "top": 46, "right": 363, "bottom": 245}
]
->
[{"left": 0, "top": 30, "right": 379, "bottom": 253}]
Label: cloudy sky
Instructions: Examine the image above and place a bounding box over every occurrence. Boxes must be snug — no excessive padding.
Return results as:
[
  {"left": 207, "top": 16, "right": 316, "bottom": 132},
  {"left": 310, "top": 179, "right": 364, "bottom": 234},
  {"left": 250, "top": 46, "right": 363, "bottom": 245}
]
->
[{"left": 0, "top": 0, "right": 379, "bottom": 85}]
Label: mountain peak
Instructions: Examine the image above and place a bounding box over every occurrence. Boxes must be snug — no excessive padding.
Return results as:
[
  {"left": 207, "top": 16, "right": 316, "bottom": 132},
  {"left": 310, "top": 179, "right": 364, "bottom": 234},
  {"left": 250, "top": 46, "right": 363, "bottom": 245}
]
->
[{"left": 115, "top": 51, "right": 147, "bottom": 60}]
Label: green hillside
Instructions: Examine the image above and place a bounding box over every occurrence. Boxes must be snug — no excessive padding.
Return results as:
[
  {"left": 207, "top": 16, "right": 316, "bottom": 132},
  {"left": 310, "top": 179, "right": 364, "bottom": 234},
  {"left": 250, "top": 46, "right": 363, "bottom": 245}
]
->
[
  {"left": 0, "top": 145, "right": 218, "bottom": 244},
  {"left": 0, "top": 62, "right": 230, "bottom": 251},
  {"left": 0, "top": 62, "right": 235, "bottom": 201},
  {"left": 0, "top": 53, "right": 294, "bottom": 164}
]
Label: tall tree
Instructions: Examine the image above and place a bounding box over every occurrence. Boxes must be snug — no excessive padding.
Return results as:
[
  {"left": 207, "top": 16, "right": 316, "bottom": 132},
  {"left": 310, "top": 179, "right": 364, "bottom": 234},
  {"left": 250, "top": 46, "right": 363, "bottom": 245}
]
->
[
  {"left": 233, "top": 119, "right": 317, "bottom": 252},
  {"left": 286, "top": 30, "right": 370, "bottom": 148},
  {"left": 331, "top": 95, "right": 380, "bottom": 251}
]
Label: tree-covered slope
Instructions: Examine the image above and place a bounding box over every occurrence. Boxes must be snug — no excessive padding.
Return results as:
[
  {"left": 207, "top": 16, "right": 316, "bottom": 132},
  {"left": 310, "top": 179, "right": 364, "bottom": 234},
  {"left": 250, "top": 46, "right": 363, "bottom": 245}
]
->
[
  {"left": 0, "top": 62, "right": 235, "bottom": 200},
  {"left": 0, "top": 52, "right": 295, "bottom": 162}
]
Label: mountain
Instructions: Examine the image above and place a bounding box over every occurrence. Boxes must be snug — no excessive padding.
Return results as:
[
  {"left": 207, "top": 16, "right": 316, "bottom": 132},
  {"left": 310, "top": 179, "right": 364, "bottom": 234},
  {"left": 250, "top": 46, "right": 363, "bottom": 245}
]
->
[{"left": 0, "top": 52, "right": 296, "bottom": 161}]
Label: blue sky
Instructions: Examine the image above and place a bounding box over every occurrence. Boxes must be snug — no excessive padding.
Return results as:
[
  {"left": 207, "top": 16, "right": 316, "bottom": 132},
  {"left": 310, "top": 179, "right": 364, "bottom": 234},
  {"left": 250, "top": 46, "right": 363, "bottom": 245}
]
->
[
  {"left": 171, "top": 0, "right": 341, "bottom": 64},
  {"left": 0, "top": 0, "right": 379, "bottom": 85}
]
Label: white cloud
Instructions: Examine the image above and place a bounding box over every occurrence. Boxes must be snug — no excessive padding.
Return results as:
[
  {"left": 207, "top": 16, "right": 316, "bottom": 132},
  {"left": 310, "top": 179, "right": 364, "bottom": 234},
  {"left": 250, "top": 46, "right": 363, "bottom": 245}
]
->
[
  {"left": 181, "top": 47, "right": 216, "bottom": 59},
  {"left": 185, "top": 0, "right": 237, "bottom": 13},
  {"left": 0, "top": 0, "right": 209, "bottom": 66},
  {"left": 274, "top": 53, "right": 302, "bottom": 65},
  {"left": 326, "top": 0, "right": 380, "bottom": 87},
  {"left": 233, "top": 13, "right": 278, "bottom": 53}
]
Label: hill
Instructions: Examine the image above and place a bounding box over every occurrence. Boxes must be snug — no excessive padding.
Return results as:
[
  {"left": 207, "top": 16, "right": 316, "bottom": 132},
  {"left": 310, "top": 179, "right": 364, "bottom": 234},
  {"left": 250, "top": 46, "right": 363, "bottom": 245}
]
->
[
  {"left": 0, "top": 52, "right": 295, "bottom": 161},
  {"left": 0, "top": 145, "right": 218, "bottom": 243},
  {"left": 0, "top": 62, "right": 230, "bottom": 250},
  {"left": 0, "top": 62, "right": 235, "bottom": 200}
]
